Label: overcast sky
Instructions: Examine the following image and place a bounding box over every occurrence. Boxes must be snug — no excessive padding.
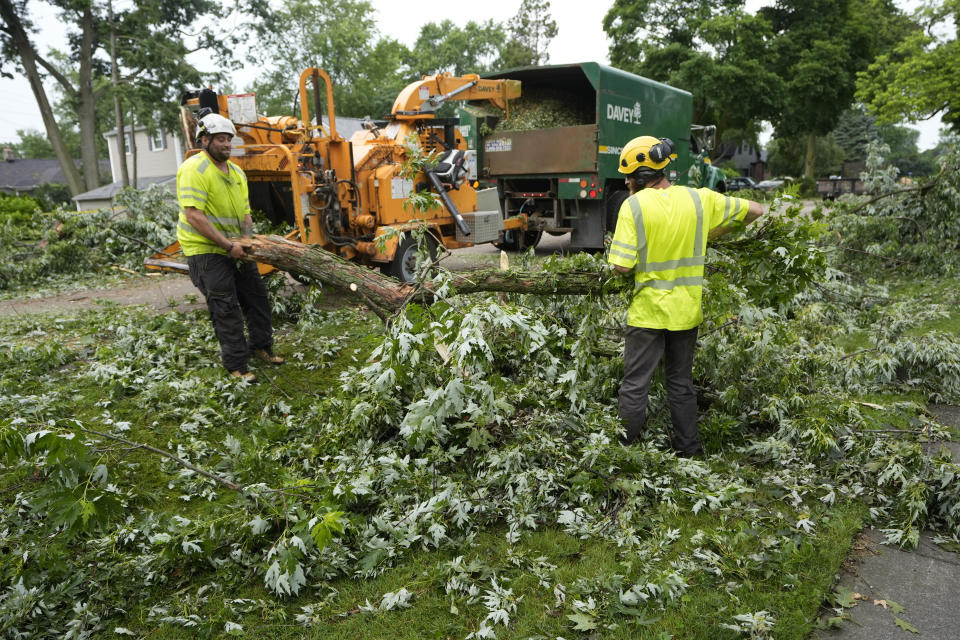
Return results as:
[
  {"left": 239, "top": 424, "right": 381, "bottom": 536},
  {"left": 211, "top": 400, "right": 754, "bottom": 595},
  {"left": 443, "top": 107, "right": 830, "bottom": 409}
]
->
[{"left": 0, "top": 0, "right": 945, "bottom": 150}]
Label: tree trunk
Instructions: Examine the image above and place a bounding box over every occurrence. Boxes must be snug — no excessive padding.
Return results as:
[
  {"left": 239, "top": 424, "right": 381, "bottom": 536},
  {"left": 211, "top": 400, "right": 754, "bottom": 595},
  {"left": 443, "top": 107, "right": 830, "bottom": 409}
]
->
[
  {"left": 109, "top": 0, "right": 129, "bottom": 188},
  {"left": 804, "top": 131, "right": 816, "bottom": 180},
  {"left": 237, "top": 235, "right": 622, "bottom": 316},
  {"left": 76, "top": 4, "right": 101, "bottom": 193},
  {"left": 0, "top": 0, "right": 84, "bottom": 195},
  {"left": 130, "top": 112, "right": 138, "bottom": 189}
]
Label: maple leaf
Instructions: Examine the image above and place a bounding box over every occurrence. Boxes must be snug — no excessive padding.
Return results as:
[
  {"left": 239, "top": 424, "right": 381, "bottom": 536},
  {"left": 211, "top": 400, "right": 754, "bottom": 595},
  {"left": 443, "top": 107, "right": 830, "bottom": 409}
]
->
[
  {"left": 886, "top": 599, "right": 906, "bottom": 615},
  {"left": 834, "top": 586, "right": 860, "bottom": 608},
  {"left": 567, "top": 612, "right": 598, "bottom": 631},
  {"left": 893, "top": 617, "right": 919, "bottom": 633}
]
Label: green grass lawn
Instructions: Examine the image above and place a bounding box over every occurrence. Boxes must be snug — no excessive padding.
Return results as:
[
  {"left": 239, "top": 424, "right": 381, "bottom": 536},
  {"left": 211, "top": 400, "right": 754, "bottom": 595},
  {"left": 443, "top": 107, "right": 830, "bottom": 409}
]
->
[{"left": 1, "top": 271, "right": 957, "bottom": 640}]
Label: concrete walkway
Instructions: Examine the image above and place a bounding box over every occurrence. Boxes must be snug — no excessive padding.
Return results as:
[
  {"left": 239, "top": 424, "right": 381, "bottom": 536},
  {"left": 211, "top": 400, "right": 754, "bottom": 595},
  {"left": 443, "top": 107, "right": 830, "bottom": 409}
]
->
[
  {"left": 814, "top": 405, "right": 960, "bottom": 639},
  {"left": 813, "top": 528, "right": 960, "bottom": 639}
]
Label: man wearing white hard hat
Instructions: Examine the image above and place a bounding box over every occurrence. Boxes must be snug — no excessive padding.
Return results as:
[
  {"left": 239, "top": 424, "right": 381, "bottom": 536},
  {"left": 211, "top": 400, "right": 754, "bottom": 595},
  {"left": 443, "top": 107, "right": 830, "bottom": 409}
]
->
[{"left": 176, "top": 112, "right": 283, "bottom": 382}]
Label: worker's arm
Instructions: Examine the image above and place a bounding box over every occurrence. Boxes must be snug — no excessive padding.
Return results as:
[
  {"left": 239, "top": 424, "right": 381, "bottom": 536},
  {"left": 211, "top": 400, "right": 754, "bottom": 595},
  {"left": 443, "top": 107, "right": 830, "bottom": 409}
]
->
[
  {"left": 614, "top": 265, "right": 632, "bottom": 274},
  {"left": 184, "top": 206, "right": 246, "bottom": 259},
  {"left": 242, "top": 214, "right": 253, "bottom": 238},
  {"left": 708, "top": 200, "right": 764, "bottom": 241}
]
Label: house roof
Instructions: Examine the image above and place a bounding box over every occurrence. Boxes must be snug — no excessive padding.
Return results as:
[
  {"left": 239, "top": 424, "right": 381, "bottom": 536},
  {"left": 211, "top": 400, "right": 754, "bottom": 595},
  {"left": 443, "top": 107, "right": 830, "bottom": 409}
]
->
[
  {"left": 0, "top": 158, "right": 112, "bottom": 192},
  {"left": 73, "top": 175, "right": 176, "bottom": 202}
]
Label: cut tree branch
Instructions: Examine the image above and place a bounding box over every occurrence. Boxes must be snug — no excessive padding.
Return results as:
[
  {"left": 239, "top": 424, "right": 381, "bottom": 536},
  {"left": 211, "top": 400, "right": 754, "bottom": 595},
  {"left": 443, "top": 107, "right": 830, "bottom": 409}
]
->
[
  {"left": 236, "top": 235, "right": 626, "bottom": 314},
  {"left": 79, "top": 427, "right": 241, "bottom": 491},
  {"left": 846, "top": 173, "right": 942, "bottom": 216}
]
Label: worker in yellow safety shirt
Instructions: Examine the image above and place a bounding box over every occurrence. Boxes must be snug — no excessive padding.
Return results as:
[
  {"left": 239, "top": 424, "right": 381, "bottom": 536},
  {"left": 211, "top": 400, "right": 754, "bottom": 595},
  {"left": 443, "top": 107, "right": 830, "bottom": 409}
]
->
[
  {"left": 608, "top": 136, "right": 764, "bottom": 455},
  {"left": 177, "top": 112, "right": 284, "bottom": 383}
]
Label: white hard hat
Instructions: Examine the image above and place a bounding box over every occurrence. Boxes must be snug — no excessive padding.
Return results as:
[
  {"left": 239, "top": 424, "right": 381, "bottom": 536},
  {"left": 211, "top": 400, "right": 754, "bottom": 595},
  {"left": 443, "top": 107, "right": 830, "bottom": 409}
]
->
[{"left": 196, "top": 113, "right": 236, "bottom": 140}]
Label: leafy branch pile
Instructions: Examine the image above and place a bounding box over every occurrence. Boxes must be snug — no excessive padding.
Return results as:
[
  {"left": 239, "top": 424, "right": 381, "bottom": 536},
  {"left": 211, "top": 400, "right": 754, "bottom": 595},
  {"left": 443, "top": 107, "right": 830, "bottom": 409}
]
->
[
  {"left": 0, "top": 186, "right": 178, "bottom": 291},
  {"left": 2, "top": 157, "right": 960, "bottom": 638},
  {"left": 829, "top": 139, "right": 960, "bottom": 276}
]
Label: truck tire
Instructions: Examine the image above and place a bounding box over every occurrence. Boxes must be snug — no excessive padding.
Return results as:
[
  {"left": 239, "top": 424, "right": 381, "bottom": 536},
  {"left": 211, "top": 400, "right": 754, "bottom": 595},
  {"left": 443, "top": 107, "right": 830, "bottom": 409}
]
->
[
  {"left": 495, "top": 229, "right": 542, "bottom": 252},
  {"left": 383, "top": 234, "right": 438, "bottom": 283},
  {"left": 605, "top": 190, "right": 629, "bottom": 233}
]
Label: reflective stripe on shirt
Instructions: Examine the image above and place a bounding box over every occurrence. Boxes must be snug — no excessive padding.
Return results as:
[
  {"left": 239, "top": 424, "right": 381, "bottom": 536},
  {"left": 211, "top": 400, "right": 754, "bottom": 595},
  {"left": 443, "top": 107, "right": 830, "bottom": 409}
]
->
[
  {"left": 635, "top": 275, "right": 705, "bottom": 291},
  {"left": 627, "top": 196, "right": 648, "bottom": 272},
  {"left": 685, "top": 187, "right": 705, "bottom": 257}
]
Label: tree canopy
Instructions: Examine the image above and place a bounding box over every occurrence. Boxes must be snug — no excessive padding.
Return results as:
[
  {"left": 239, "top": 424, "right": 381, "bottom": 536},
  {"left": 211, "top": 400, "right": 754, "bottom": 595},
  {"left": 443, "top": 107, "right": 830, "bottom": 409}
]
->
[
  {"left": 604, "top": 0, "right": 916, "bottom": 178},
  {"left": 497, "top": 0, "right": 559, "bottom": 69},
  {"left": 604, "top": 1, "right": 783, "bottom": 151},
  {"left": 0, "top": 0, "right": 266, "bottom": 194},
  {"left": 857, "top": 0, "right": 960, "bottom": 130}
]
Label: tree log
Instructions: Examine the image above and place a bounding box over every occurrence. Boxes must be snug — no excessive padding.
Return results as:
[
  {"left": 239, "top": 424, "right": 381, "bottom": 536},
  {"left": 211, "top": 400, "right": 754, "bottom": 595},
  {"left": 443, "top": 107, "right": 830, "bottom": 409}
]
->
[{"left": 237, "top": 235, "right": 623, "bottom": 315}]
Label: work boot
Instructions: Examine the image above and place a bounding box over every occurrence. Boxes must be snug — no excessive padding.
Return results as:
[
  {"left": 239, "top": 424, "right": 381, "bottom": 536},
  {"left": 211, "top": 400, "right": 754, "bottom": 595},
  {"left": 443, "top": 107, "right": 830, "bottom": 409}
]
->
[
  {"left": 230, "top": 370, "right": 257, "bottom": 383},
  {"left": 253, "top": 348, "right": 284, "bottom": 365}
]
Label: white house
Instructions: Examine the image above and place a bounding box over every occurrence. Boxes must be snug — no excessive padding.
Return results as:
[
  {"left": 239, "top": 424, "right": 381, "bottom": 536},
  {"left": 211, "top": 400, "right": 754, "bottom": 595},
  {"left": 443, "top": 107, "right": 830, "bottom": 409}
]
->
[{"left": 73, "top": 126, "right": 182, "bottom": 211}]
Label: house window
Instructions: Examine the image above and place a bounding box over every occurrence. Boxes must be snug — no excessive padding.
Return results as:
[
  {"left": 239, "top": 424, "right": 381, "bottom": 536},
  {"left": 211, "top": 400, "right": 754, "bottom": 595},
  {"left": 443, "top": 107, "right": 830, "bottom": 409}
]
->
[
  {"left": 122, "top": 132, "right": 133, "bottom": 155},
  {"left": 149, "top": 131, "right": 167, "bottom": 152}
]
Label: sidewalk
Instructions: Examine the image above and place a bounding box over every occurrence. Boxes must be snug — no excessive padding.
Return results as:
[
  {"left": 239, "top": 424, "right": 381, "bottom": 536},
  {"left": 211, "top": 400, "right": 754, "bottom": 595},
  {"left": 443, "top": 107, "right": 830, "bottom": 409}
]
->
[
  {"left": 813, "top": 406, "right": 960, "bottom": 639},
  {"left": 813, "top": 528, "right": 960, "bottom": 639}
]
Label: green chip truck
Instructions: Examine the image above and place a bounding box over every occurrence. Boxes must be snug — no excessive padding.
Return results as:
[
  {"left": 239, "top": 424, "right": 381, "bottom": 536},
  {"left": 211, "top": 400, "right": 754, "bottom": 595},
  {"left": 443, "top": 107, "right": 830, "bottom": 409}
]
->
[{"left": 457, "top": 62, "right": 726, "bottom": 251}]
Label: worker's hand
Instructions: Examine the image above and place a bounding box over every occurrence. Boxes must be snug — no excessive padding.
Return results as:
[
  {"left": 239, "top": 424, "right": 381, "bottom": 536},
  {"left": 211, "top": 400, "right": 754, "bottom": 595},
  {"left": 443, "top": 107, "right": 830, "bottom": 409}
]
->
[{"left": 227, "top": 242, "right": 246, "bottom": 259}]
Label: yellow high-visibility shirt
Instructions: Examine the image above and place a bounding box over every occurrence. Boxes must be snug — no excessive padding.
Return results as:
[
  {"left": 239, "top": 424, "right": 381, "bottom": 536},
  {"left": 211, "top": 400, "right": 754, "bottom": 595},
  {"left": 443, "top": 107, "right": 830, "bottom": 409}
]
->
[
  {"left": 608, "top": 186, "right": 750, "bottom": 330},
  {"left": 176, "top": 152, "right": 250, "bottom": 256}
]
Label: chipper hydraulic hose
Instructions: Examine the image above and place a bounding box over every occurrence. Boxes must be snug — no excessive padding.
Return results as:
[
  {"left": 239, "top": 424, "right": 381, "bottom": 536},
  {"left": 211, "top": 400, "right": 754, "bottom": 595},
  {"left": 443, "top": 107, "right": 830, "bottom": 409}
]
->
[{"left": 425, "top": 169, "right": 472, "bottom": 237}]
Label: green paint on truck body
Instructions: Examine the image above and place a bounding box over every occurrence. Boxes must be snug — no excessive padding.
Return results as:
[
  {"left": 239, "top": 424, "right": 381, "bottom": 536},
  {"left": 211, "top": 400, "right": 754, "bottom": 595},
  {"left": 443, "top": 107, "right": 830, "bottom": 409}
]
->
[
  {"left": 460, "top": 62, "right": 720, "bottom": 188},
  {"left": 458, "top": 62, "right": 724, "bottom": 249}
]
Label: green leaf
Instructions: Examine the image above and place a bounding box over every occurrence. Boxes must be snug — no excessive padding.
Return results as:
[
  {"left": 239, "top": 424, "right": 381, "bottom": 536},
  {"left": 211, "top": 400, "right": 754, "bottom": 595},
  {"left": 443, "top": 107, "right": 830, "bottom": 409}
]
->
[
  {"left": 358, "top": 548, "right": 389, "bottom": 573},
  {"left": 567, "top": 612, "right": 598, "bottom": 631},
  {"left": 886, "top": 599, "right": 905, "bottom": 615},
  {"left": 309, "top": 511, "right": 345, "bottom": 550},
  {"left": 893, "top": 617, "right": 919, "bottom": 633},
  {"left": 78, "top": 498, "right": 97, "bottom": 526},
  {"left": 834, "top": 586, "right": 859, "bottom": 608}
]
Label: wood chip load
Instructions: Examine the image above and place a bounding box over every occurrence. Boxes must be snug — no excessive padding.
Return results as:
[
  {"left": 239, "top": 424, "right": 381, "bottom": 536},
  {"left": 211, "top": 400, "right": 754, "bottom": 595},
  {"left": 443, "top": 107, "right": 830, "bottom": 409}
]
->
[{"left": 493, "top": 88, "right": 594, "bottom": 132}]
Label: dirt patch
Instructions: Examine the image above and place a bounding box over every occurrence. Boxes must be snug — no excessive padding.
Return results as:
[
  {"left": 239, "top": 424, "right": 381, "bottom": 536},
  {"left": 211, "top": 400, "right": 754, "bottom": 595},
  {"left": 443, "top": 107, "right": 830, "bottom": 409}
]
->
[{"left": 0, "top": 275, "right": 203, "bottom": 317}]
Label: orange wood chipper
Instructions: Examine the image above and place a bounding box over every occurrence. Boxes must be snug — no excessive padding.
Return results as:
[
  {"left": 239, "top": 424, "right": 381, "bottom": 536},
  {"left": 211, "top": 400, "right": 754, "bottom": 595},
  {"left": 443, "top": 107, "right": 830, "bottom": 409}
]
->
[{"left": 145, "top": 68, "right": 525, "bottom": 281}]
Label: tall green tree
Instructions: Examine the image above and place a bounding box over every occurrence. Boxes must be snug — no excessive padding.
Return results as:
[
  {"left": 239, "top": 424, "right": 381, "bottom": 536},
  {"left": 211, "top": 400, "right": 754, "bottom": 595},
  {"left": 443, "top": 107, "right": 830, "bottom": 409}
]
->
[
  {"left": 603, "top": 1, "right": 783, "bottom": 152},
  {"left": 497, "top": 0, "right": 558, "bottom": 68},
  {"left": 406, "top": 20, "right": 505, "bottom": 77},
  {"left": 248, "top": 0, "right": 407, "bottom": 119},
  {"left": 759, "top": 0, "right": 914, "bottom": 179},
  {"left": 833, "top": 105, "right": 879, "bottom": 163},
  {"left": 831, "top": 106, "right": 936, "bottom": 176},
  {"left": 0, "top": 0, "right": 258, "bottom": 195},
  {"left": 857, "top": 0, "right": 960, "bottom": 130}
]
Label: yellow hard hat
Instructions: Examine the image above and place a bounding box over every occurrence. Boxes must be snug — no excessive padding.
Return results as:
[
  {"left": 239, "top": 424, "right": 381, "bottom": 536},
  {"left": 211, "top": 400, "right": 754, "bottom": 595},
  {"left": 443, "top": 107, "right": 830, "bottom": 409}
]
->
[{"left": 618, "top": 136, "right": 677, "bottom": 174}]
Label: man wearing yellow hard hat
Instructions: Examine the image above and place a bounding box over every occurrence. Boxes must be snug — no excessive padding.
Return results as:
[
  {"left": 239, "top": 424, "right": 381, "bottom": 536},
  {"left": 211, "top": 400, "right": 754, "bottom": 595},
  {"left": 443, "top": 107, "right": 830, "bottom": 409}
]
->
[{"left": 608, "top": 135, "right": 764, "bottom": 455}]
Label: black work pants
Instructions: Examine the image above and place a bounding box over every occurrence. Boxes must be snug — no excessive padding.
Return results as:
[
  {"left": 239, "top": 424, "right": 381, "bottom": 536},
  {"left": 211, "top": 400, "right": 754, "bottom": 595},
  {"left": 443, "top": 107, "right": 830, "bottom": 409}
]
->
[
  {"left": 618, "top": 326, "right": 701, "bottom": 454},
  {"left": 187, "top": 253, "right": 273, "bottom": 373}
]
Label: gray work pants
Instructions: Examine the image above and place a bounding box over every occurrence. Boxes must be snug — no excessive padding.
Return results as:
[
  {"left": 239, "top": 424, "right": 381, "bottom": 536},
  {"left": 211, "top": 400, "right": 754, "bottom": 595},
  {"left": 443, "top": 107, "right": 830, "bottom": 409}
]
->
[
  {"left": 187, "top": 253, "right": 273, "bottom": 373},
  {"left": 618, "top": 326, "right": 701, "bottom": 454}
]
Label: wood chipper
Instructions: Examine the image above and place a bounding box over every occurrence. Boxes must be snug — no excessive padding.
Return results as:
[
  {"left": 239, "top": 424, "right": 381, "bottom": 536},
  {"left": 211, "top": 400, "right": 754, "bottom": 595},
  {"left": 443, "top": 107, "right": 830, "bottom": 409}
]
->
[{"left": 145, "top": 68, "right": 524, "bottom": 281}]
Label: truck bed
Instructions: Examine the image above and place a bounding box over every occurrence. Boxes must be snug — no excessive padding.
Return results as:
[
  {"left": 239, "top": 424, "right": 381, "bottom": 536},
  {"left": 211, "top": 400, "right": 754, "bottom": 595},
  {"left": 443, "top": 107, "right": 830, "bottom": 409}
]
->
[{"left": 482, "top": 124, "right": 598, "bottom": 175}]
